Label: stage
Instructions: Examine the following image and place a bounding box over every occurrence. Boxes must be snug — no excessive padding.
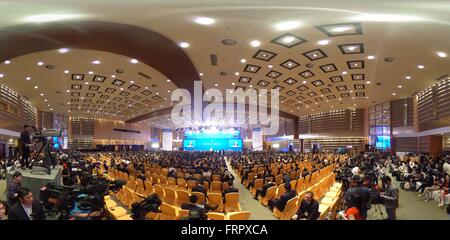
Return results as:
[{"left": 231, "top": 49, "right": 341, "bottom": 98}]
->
[{"left": 6, "top": 165, "right": 62, "bottom": 199}]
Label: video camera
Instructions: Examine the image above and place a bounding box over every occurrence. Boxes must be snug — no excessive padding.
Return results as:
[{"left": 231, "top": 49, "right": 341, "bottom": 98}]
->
[
  {"left": 131, "top": 193, "right": 162, "bottom": 220},
  {"left": 40, "top": 175, "right": 126, "bottom": 219}
]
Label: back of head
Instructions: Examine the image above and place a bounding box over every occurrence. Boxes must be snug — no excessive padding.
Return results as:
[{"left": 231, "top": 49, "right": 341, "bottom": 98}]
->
[
  {"left": 284, "top": 182, "right": 291, "bottom": 190},
  {"left": 189, "top": 195, "right": 198, "bottom": 204},
  {"left": 228, "top": 181, "right": 233, "bottom": 187},
  {"left": 18, "top": 188, "right": 31, "bottom": 199}
]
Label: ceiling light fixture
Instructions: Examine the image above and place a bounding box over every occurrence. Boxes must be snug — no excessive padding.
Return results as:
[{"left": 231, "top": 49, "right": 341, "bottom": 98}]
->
[
  {"left": 34, "top": 86, "right": 38, "bottom": 89},
  {"left": 4, "top": 60, "right": 11, "bottom": 64},
  {"left": 166, "top": 79, "right": 171, "bottom": 82},
  {"left": 0, "top": 73, "right": 3, "bottom": 78},
  {"left": 437, "top": 51, "right": 447, "bottom": 58},
  {"left": 23, "top": 14, "right": 85, "bottom": 23},
  {"left": 392, "top": 93, "right": 397, "bottom": 96},
  {"left": 214, "top": 83, "right": 218, "bottom": 87},
  {"left": 250, "top": 40, "right": 261, "bottom": 47},
  {"left": 398, "top": 85, "right": 403, "bottom": 88},
  {"left": 282, "top": 36, "right": 295, "bottom": 43},
  {"left": 194, "top": 17, "right": 215, "bottom": 25},
  {"left": 85, "top": 82, "right": 89, "bottom": 85},
  {"left": 40, "top": 93, "right": 44, "bottom": 96},
  {"left": 342, "top": 71, "right": 348, "bottom": 75},
  {"left": 26, "top": 77, "right": 31, "bottom": 80},
  {"left": 405, "top": 75, "right": 412, "bottom": 80},
  {"left": 180, "top": 42, "right": 190, "bottom": 48},
  {"left": 92, "top": 60, "right": 101, "bottom": 64},
  {"left": 417, "top": 65, "right": 424, "bottom": 69},
  {"left": 199, "top": 73, "right": 204, "bottom": 76},
  {"left": 275, "top": 21, "right": 301, "bottom": 30},
  {"left": 366, "top": 81, "right": 371, "bottom": 84},
  {"left": 331, "top": 26, "right": 352, "bottom": 32},
  {"left": 37, "top": 61, "right": 44, "bottom": 66},
  {"left": 367, "top": 55, "right": 375, "bottom": 60},
  {"left": 235, "top": 72, "right": 239, "bottom": 76},
  {"left": 240, "top": 59, "right": 246, "bottom": 63},
  {"left": 130, "top": 59, "right": 139, "bottom": 64},
  {"left": 318, "top": 40, "right": 329, "bottom": 45},
  {"left": 302, "top": 81, "right": 307, "bottom": 84},
  {"left": 268, "top": 65, "right": 273, "bottom": 68},
  {"left": 58, "top": 48, "right": 69, "bottom": 53},
  {"left": 64, "top": 70, "right": 69, "bottom": 74}
]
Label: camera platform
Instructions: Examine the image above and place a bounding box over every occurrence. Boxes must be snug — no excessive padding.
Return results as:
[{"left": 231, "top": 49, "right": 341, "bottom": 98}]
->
[{"left": 6, "top": 165, "right": 62, "bottom": 199}]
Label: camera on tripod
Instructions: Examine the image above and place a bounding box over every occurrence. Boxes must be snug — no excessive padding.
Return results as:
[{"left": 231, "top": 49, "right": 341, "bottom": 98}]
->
[{"left": 131, "top": 193, "right": 162, "bottom": 220}]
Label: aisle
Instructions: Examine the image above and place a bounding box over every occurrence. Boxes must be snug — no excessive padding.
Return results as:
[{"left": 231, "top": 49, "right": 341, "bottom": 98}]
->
[{"left": 226, "top": 161, "right": 277, "bottom": 220}]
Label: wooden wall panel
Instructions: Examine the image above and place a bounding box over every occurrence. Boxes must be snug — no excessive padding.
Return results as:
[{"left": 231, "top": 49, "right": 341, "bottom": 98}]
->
[
  {"left": 393, "top": 137, "right": 418, "bottom": 152},
  {"left": 298, "top": 109, "right": 364, "bottom": 135}
]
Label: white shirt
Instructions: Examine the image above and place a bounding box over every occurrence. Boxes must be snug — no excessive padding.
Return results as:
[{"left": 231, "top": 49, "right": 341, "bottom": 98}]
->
[{"left": 21, "top": 203, "right": 32, "bottom": 220}]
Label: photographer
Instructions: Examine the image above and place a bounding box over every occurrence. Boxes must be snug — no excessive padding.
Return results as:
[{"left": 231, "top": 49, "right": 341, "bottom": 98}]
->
[
  {"left": 19, "top": 124, "right": 33, "bottom": 170},
  {"left": 131, "top": 193, "right": 162, "bottom": 220},
  {"left": 379, "top": 176, "right": 399, "bottom": 220},
  {"left": 344, "top": 175, "right": 371, "bottom": 220}
]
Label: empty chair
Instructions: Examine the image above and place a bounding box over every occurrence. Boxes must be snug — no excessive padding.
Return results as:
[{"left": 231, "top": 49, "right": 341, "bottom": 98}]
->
[
  {"left": 187, "top": 179, "right": 197, "bottom": 191},
  {"left": 177, "top": 178, "right": 187, "bottom": 190},
  {"left": 163, "top": 187, "right": 176, "bottom": 205},
  {"left": 227, "top": 211, "right": 251, "bottom": 220},
  {"left": 154, "top": 185, "right": 165, "bottom": 199},
  {"left": 167, "top": 177, "right": 177, "bottom": 186},
  {"left": 207, "top": 193, "right": 223, "bottom": 211},
  {"left": 224, "top": 193, "right": 241, "bottom": 212},
  {"left": 176, "top": 190, "right": 190, "bottom": 207},
  {"left": 212, "top": 174, "right": 221, "bottom": 182},
  {"left": 260, "top": 186, "right": 277, "bottom": 206},
  {"left": 159, "top": 176, "right": 167, "bottom": 185},
  {"left": 207, "top": 212, "right": 226, "bottom": 220},
  {"left": 210, "top": 181, "right": 222, "bottom": 193},
  {"left": 144, "top": 181, "right": 153, "bottom": 196},
  {"left": 296, "top": 177, "right": 305, "bottom": 193},
  {"left": 159, "top": 203, "right": 178, "bottom": 220},
  {"left": 243, "top": 173, "right": 256, "bottom": 188}
]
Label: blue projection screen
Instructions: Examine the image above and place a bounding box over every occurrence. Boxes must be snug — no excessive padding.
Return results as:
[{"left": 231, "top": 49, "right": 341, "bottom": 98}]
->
[{"left": 183, "top": 129, "right": 242, "bottom": 151}]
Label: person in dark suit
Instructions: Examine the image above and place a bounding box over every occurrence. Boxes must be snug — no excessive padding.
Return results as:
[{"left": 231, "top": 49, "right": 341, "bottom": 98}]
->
[
  {"left": 181, "top": 195, "right": 207, "bottom": 220},
  {"left": 8, "top": 188, "right": 45, "bottom": 220},
  {"left": 380, "top": 176, "right": 399, "bottom": 220},
  {"left": 254, "top": 177, "right": 276, "bottom": 200},
  {"left": 192, "top": 180, "right": 207, "bottom": 196},
  {"left": 19, "top": 125, "right": 33, "bottom": 170},
  {"left": 270, "top": 183, "right": 297, "bottom": 212},
  {"left": 222, "top": 181, "right": 239, "bottom": 203},
  {"left": 293, "top": 191, "right": 320, "bottom": 220},
  {"left": 7, "top": 172, "right": 22, "bottom": 206}
]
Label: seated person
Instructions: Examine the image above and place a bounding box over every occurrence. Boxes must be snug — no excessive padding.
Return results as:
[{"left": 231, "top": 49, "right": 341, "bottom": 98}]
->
[
  {"left": 222, "top": 181, "right": 239, "bottom": 202},
  {"left": 192, "top": 180, "right": 207, "bottom": 196},
  {"left": 8, "top": 188, "right": 45, "bottom": 220},
  {"left": 292, "top": 191, "right": 320, "bottom": 220},
  {"left": 269, "top": 183, "right": 297, "bottom": 212},
  {"left": 181, "top": 195, "right": 207, "bottom": 220},
  {"left": 254, "top": 177, "right": 276, "bottom": 200}
]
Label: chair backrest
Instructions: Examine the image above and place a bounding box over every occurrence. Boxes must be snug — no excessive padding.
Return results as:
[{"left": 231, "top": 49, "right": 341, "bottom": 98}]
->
[
  {"left": 212, "top": 174, "right": 221, "bottom": 182},
  {"left": 276, "top": 184, "right": 286, "bottom": 198},
  {"left": 193, "top": 174, "right": 202, "bottom": 180},
  {"left": 207, "top": 192, "right": 223, "bottom": 208},
  {"left": 176, "top": 190, "right": 190, "bottom": 206},
  {"left": 265, "top": 186, "right": 277, "bottom": 200},
  {"left": 144, "top": 181, "right": 153, "bottom": 195},
  {"left": 296, "top": 177, "right": 305, "bottom": 193},
  {"left": 178, "top": 209, "right": 190, "bottom": 220},
  {"left": 159, "top": 203, "right": 177, "bottom": 220},
  {"left": 207, "top": 212, "right": 226, "bottom": 220},
  {"left": 281, "top": 196, "right": 298, "bottom": 220},
  {"left": 211, "top": 181, "right": 222, "bottom": 192},
  {"left": 154, "top": 185, "right": 165, "bottom": 199},
  {"left": 253, "top": 178, "right": 264, "bottom": 190},
  {"left": 224, "top": 193, "right": 239, "bottom": 208},
  {"left": 167, "top": 177, "right": 176, "bottom": 186},
  {"left": 159, "top": 175, "right": 167, "bottom": 185},
  {"left": 177, "top": 178, "right": 187, "bottom": 189},
  {"left": 191, "top": 192, "right": 206, "bottom": 205},
  {"left": 228, "top": 211, "right": 251, "bottom": 220},
  {"left": 187, "top": 180, "right": 198, "bottom": 190},
  {"left": 164, "top": 187, "right": 176, "bottom": 205},
  {"left": 290, "top": 180, "right": 297, "bottom": 190}
]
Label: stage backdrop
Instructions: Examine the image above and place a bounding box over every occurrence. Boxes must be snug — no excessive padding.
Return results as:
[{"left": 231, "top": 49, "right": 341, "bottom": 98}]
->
[
  {"left": 252, "top": 128, "right": 263, "bottom": 151},
  {"left": 162, "top": 129, "right": 173, "bottom": 151},
  {"left": 183, "top": 128, "right": 242, "bottom": 151}
]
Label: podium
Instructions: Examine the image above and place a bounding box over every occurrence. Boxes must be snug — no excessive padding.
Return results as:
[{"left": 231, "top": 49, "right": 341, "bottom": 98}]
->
[{"left": 6, "top": 166, "right": 62, "bottom": 199}]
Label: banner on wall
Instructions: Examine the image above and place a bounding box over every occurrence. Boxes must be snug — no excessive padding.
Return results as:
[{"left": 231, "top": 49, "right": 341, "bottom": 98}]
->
[
  {"left": 252, "top": 128, "right": 263, "bottom": 151},
  {"left": 162, "top": 129, "right": 173, "bottom": 151}
]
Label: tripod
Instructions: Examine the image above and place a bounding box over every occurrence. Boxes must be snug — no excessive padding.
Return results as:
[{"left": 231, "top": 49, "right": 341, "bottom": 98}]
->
[
  {"left": 372, "top": 204, "right": 385, "bottom": 220},
  {"left": 30, "top": 137, "right": 55, "bottom": 175}
]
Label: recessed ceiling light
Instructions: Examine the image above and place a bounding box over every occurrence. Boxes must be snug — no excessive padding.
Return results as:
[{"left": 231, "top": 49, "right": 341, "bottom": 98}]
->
[
  {"left": 92, "top": 60, "right": 101, "bottom": 64},
  {"left": 64, "top": 70, "right": 69, "bottom": 74},
  {"left": 302, "top": 81, "right": 307, "bottom": 84},
  {"left": 66, "top": 90, "right": 70, "bottom": 93},
  {"left": 120, "top": 88, "right": 124, "bottom": 91},
  {"left": 166, "top": 79, "right": 171, "bottom": 82},
  {"left": 156, "top": 92, "right": 159, "bottom": 95},
  {"left": 282, "top": 36, "right": 295, "bottom": 43},
  {"left": 318, "top": 40, "right": 329, "bottom": 45},
  {"left": 180, "top": 42, "right": 190, "bottom": 48},
  {"left": 34, "top": 86, "right": 38, "bottom": 89},
  {"left": 214, "top": 83, "right": 218, "bottom": 87},
  {"left": 331, "top": 26, "right": 352, "bottom": 32},
  {"left": 275, "top": 21, "right": 301, "bottom": 30},
  {"left": 0, "top": 73, "right": 3, "bottom": 78},
  {"left": 88, "top": 71, "right": 94, "bottom": 74},
  {"left": 130, "top": 81, "right": 135, "bottom": 84},
  {"left": 44, "top": 99, "right": 48, "bottom": 102},
  {"left": 249, "top": 85, "right": 253, "bottom": 88},
  {"left": 240, "top": 59, "right": 246, "bottom": 63},
  {"left": 347, "top": 46, "right": 357, "bottom": 51},
  {"left": 26, "top": 77, "right": 31, "bottom": 80},
  {"left": 231, "top": 82, "right": 235, "bottom": 86},
  {"left": 37, "top": 61, "right": 44, "bottom": 66},
  {"left": 342, "top": 71, "right": 348, "bottom": 75},
  {"left": 84, "top": 82, "right": 89, "bottom": 85},
  {"left": 40, "top": 93, "right": 44, "bottom": 96},
  {"left": 350, "top": 90, "right": 353, "bottom": 93},
  {"left": 250, "top": 40, "right": 261, "bottom": 47},
  {"left": 268, "top": 65, "right": 273, "bottom": 68},
  {"left": 58, "top": 48, "right": 69, "bottom": 53},
  {"left": 392, "top": 93, "right": 397, "bottom": 96},
  {"left": 398, "top": 85, "right": 402, "bottom": 88},
  {"left": 366, "top": 81, "right": 371, "bottom": 84},
  {"left": 417, "top": 65, "right": 424, "bottom": 69},
  {"left": 199, "top": 73, "right": 204, "bottom": 76},
  {"left": 50, "top": 108, "right": 53, "bottom": 111},
  {"left": 405, "top": 75, "right": 412, "bottom": 80},
  {"left": 130, "top": 59, "right": 139, "bottom": 64},
  {"left": 436, "top": 51, "right": 447, "bottom": 58},
  {"left": 235, "top": 72, "right": 239, "bottom": 76},
  {"left": 4, "top": 60, "right": 11, "bottom": 64},
  {"left": 194, "top": 17, "right": 215, "bottom": 25},
  {"left": 367, "top": 55, "right": 375, "bottom": 60}
]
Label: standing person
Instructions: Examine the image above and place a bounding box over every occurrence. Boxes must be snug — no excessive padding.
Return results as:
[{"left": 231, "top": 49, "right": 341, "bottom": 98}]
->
[
  {"left": 8, "top": 188, "right": 45, "bottom": 220},
  {"left": 344, "top": 175, "right": 371, "bottom": 220},
  {"left": 380, "top": 176, "right": 399, "bottom": 220},
  {"left": 8, "top": 172, "right": 22, "bottom": 206},
  {"left": 19, "top": 124, "right": 33, "bottom": 170}
]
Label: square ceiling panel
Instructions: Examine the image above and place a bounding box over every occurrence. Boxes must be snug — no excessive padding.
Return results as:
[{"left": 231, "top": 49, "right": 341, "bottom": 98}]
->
[
  {"left": 347, "top": 60, "right": 365, "bottom": 69},
  {"left": 152, "top": 95, "right": 162, "bottom": 100},
  {"left": 271, "top": 33, "right": 307, "bottom": 48},
  {"left": 273, "top": 85, "right": 284, "bottom": 91},
  {"left": 320, "top": 63, "right": 338, "bottom": 73},
  {"left": 279, "top": 96, "right": 287, "bottom": 101},
  {"left": 253, "top": 49, "right": 277, "bottom": 61},
  {"left": 341, "top": 93, "right": 350, "bottom": 98},
  {"left": 93, "top": 75, "right": 106, "bottom": 82},
  {"left": 71, "top": 98, "right": 79, "bottom": 102},
  {"left": 354, "top": 84, "right": 365, "bottom": 90},
  {"left": 356, "top": 92, "right": 365, "bottom": 97},
  {"left": 286, "top": 99, "right": 296, "bottom": 105},
  {"left": 257, "top": 80, "right": 269, "bottom": 87},
  {"left": 234, "top": 86, "right": 246, "bottom": 91},
  {"left": 143, "top": 99, "right": 151, "bottom": 104},
  {"left": 285, "top": 90, "right": 296, "bottom": 96},
  {"left": 108, "top": 101, "right": 117, "bottom": 105},
  {"left": 266, "top": 70, "right": 282, "bottom": 79},
  {"left": 307, "top": 92, "right": 317, "bottom": 97},
  {"left": 352, "top": 74, "right": 365, "bottom": 81},
  {"left": 338, "top": 43, "right": 364, "bottom": 54},
  {"left": 283, "top": 78, "right": 297, "bottom": 85},
  {"left": 302, "top": 49, "right": 327, "bottom": 61},
  {"left": 297, "top": 85, "right": 309, "bottom": 92},
  {"left": 327, "top": 95, "right": 336, "bottom": 100},
  {"left": 244, "top": 64, "right": 261, "bottom": 73},
  {"left": 100, "top": 94, "right": 109, "bottom": 99},
  {"left": 112, "top": 79, "right": 125, "bottom": 86},
  {"left": 315, "top": 97, "right": 324, "bottom": 102},
  {"left": 71, "top": 84, "right": 82, "bottom": 90},
  {"left": 72, "top": 74, "right": 84, "bottom": 81},
  {"left": 311, "top": 80, "right": 325, "bottom": 87},
  {"left": 299, "top": 70, "right": 315, "bottom": 79},
  {"left": 296, "top": 96, "right": 306, "bottom": 101},
  {"left": 280, "top": 59, "right": 300, "bottom": 70},
  {"left": 96, "top": 100, "right": 105, "bottom": 104},
  {"left": 141, "top": 90, "right": 152, "bottom": 96},
  {"left": 304, "top": 100, "right": 313, "bottom": 105},
  {"left": 113, "top": 97, "right": 122, "bottom": 101},
  {"left": 320, "top": 88, "right": 331, "bottom": 94},
  {"left": 128, "top": 84, "right": 141, "bottom": 91},
  {"left": 132, "top": 95, "right": 142, "bottom": 100},
  {"left": 119, "top": 91, "right": 130, "bottom": 96},
  {"left": 315, "top": 22, "right": 363, "bottom": 37},
  {"left": 86, "top": 93, "right": 95, "bottom": 98},
  {"left": 336, "top": 85, "right": 347, "bottom": 91},
  {"left": 330, "top": 75, "right": 344, "bottom": 83},
  {"left": 239, "top": 76, "right": 252, "bottom": 83},
  {"left": 105, "top": 88, "right": 116, "bottom": 93},
  {"left": 89, "top": 85, "right": 100, "bottom": 91}
]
